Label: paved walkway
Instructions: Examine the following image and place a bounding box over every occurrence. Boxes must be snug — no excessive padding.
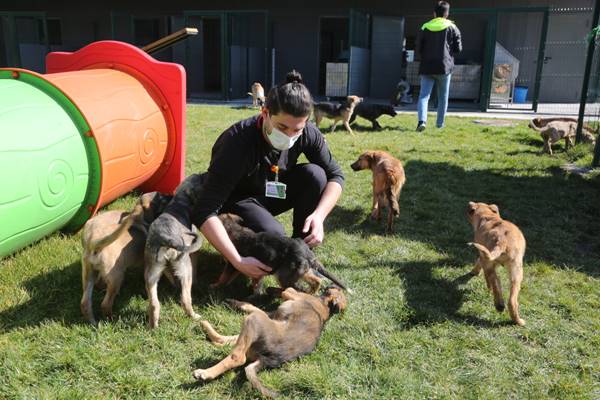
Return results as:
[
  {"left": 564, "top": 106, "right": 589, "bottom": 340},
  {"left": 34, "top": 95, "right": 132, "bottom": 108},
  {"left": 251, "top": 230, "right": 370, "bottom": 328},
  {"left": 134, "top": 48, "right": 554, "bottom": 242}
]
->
[{"left": 188, "top": 99, "right": 598, "bottom": 122}]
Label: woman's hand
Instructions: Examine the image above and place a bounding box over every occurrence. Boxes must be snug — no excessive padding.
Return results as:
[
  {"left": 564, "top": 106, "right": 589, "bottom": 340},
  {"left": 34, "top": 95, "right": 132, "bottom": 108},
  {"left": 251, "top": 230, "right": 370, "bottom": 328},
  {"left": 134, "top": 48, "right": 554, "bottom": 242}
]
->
[
  {"left": 233, "top": 256, "right": 272, "bottom": 280},
  {"left": 302, "top": 212, "right": 325, "bottom": 248}
]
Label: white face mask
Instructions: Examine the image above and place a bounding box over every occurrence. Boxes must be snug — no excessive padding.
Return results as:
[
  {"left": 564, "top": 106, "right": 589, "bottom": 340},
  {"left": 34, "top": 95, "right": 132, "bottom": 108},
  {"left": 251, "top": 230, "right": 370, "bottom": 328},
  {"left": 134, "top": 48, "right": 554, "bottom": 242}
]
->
[
  {"left": 267, "top": 127, "right": 301, "bottom": 150},
  {"left": 265, "top": 115, "right": 302, "bottom": 151}
]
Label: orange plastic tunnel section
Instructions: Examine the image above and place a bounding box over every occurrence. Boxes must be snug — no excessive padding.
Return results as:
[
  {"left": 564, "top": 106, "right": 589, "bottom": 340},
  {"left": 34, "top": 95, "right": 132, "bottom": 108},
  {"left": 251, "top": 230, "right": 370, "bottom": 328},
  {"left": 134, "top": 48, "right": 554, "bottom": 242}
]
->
[
  {"left": 46, "top": 40, "right": 186, "bottom": 218},
  {"left": 44, "top": 69, "right": 169, "bottom": 208}
]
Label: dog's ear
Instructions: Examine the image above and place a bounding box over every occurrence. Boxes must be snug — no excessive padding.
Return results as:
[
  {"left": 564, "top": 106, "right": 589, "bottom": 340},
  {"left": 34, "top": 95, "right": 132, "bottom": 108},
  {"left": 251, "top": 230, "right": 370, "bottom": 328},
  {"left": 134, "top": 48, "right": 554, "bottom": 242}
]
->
[
  {"left": 467, "top": 201, "right": 477, "bottom": 214},
  {"left": 489, "top": 204, "right": 500, "bottom": 214},
  {"left": 324, "top": 287, "right": 347, "bottom": 315}
]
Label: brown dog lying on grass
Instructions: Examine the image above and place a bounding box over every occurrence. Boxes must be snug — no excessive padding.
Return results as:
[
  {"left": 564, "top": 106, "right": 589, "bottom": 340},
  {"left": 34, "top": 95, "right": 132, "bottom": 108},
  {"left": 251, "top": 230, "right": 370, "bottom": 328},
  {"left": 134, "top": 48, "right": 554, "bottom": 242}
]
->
[
  {"left": 192, "top": 286, "right": 347, "bottom": 398},
  {"left": 213, "top": 213, "right": 350, "bottom": 294},
  {"left": 350, "top": 150, "right": 406, "bottom": 234},
  {"left": 80, "top": 192, "right": 172, "bottom": 326},
  {"left": 467, "top": 201, "right": 526, "bottom": 326}
]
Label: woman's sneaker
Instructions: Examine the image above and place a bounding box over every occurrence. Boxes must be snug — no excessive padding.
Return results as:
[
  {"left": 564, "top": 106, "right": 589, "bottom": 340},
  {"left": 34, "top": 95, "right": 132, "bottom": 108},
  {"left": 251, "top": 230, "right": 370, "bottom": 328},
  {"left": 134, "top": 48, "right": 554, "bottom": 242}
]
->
[{"left": 416, "top": 121, "right": 426, "bottom": 132}]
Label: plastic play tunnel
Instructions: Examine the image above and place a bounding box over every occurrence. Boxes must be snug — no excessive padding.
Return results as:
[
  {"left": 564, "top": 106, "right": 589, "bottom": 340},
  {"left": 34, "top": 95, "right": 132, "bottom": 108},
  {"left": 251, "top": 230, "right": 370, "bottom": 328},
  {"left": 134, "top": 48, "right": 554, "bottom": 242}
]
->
[{"left": 0, "top": 41, "right": 186, "bottom": 258}]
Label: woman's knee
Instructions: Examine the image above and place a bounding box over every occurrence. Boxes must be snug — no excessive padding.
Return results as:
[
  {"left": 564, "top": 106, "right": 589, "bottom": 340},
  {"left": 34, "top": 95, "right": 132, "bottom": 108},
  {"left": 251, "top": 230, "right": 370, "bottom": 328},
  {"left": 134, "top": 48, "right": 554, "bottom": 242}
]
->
[{"left": 293, "top": 164, "right": 327, "bottom": 191}]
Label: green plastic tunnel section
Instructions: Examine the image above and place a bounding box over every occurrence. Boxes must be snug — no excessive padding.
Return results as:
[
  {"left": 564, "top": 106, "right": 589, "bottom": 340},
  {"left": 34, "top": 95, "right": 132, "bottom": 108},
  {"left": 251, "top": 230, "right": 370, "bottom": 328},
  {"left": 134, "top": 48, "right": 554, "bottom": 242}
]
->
[{"left": 0, "top": 70, "right": 101, "bottom": 258}]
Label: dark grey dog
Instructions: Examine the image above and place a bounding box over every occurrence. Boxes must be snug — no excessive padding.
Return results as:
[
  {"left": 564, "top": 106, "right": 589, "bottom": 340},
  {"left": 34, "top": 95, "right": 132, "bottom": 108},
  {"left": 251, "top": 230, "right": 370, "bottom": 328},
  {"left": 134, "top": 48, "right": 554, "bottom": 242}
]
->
[
  {"left": 144, "top": 174, "right": 205, "bottom": 328},
  {"left": 213, "top": 213, "right": 351, "bottom": 295}
]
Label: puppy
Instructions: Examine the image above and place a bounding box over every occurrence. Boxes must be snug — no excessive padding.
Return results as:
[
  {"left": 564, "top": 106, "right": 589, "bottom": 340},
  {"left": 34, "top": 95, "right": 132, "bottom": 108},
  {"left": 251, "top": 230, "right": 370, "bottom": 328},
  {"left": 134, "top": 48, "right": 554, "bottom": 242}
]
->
[
  {"left": 349, "top": 102, "right": 397, "bottom": 130},
  {"left": 80, "top": 191, "right": 172, "bottom": 326},
  {"left": 390, "top": 79, "right": 413, "bottom": 106},
  {"left": 247, "top": 82, "right": 265, "bottom": 108},
  {"left": 313, "top": 95, "right": 363, "bottom": 135},
  {"left": 192, "top": 286, "right": 347, "bottom": 399},
  {"left": 528, "top": 119, "right": 596, "bottom": 155},
  {"left": 144, "top": 174, "right": 205, "bottom": 328},
  {"left": 213, "top": 213, "right": 350, "bottom": 294},
  {"left": 466, "top": 201, "right": 526, "bottom": 326},
  {"left": 350, "top": 150, "right": 406, "bottom": 234}
]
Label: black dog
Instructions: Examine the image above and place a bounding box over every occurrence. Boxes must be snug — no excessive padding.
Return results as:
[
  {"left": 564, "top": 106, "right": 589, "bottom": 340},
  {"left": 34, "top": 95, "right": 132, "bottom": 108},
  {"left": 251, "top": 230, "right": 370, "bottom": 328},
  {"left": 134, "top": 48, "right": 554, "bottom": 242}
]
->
[
  {"left": 213, "top": 214, "right": 351, "bottom": 294},
  {"left": 349, "top": 102, "right": 398, "bottom": 130}
]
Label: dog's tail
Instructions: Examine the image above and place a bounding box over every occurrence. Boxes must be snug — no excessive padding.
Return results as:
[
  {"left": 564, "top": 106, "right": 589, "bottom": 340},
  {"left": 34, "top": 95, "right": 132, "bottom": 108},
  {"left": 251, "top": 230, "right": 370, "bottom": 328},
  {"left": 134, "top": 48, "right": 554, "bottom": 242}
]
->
[
  {"left": 182, "top": 230, "right": 204, "bottom": 253},
  {"left": 88, "top": 211, "right": 138, "bottom": 253},
  {"left": 468, "top": 242, "right": 503, "bottom": 262},
  {"left": 161, "top": 230, "right": 203, "bottom": 254},
  {"left": 311, "top": 260, "right": 352, "bottom": 293}
]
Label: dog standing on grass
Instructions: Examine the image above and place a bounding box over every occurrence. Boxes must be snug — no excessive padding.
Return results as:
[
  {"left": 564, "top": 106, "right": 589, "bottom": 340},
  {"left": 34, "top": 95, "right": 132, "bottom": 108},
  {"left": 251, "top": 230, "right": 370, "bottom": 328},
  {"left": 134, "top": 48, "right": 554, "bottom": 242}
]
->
[
  {"left": 349, "top": 102, "right": 398, "bottom": 131},
  {"left": 350, "top": 150, "right": 406, "bottom": 234},
  {"left": 80, "top": 191, "right": 172, "bottom": 326},
  {"left": 248, "top": 82, "right": 266, "bottom": 108},
  {"left": 466, "top": 201, "right": 526, "bottom": 326},
  {"left": 192, "top": 286, "right": 347, "bottom": 399},
  {"left": 528, "top": 119, "right": 596, "bottom": 155},
  {"left": 144, "top": 174, "right": 207, "bottom": 328},
  {"left": 313, "top": 95, "right": 363, "bottom": 135}
]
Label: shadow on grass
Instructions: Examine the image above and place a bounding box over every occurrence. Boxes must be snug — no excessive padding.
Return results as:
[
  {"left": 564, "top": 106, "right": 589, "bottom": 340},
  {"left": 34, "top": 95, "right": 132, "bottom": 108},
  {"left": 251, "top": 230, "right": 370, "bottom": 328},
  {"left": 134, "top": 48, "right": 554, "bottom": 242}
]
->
[
  {"left": 389, "top": 260, "right": 514, "bottom": 328},
  {"left": 330, "top": 160, "right": 600, "bottom": 277},
  {"left": 0, "top": 261, "right": 83, "bottom": 331},
  {"left": 0, "top": 250, "right": 258, "bottom": 332}
]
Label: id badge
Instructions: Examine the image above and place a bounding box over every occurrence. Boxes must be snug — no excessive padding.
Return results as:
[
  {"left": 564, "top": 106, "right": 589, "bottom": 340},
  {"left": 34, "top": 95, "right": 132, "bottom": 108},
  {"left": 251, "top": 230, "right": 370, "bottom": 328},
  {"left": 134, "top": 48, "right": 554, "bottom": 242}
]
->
[{"left": 265, "top": 181, "right": 287, "bottom": 199}]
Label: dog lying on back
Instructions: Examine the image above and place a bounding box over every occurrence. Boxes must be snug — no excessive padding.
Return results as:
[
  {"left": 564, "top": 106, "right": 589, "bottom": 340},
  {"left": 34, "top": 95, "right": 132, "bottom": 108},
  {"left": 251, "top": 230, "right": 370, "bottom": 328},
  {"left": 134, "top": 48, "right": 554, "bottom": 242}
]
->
[
  {"left": 313, "top": 95, "right": 363, "bottom": 135},
  {"left": 528, "top": 118, "right": 596, "bottom": 155},
  {"left": 467, "top": 202, "right": 526, "bottom": 326},
  {"left": 351, "top": 150, "right": 406, "bottom": 234},
  {"left": 80, "top": 191, "right": 172, "bottom": 326},
  {"left": 193, "top": 286, "right": 347, "bottom": 398},
  {"left": 144, "top": 174, "right": 206, "bottom": 328},
  {"left": 248, "top": 82, "right": 265, "bottom": 108},
  {"left": 213, "top": 213, "right": 350, "bottom": 294},
  {"left": 349, "top": 103, "right": 397, "bottom": 130}
]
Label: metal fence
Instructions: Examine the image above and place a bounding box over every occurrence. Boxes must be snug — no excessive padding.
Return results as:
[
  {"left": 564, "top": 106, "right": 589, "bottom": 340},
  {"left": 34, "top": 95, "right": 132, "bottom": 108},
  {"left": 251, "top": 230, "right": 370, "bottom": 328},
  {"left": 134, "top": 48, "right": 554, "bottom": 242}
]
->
[{"left": 575, "top": 5, "right": 600, "bottom": 166}]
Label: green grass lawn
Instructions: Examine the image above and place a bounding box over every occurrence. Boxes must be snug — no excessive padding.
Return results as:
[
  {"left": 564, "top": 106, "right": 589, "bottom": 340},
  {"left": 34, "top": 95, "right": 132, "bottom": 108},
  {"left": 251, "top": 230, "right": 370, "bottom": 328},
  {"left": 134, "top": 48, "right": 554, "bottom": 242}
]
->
[{"left": 1, "top": 105, "right": 599, "bottom": 399}]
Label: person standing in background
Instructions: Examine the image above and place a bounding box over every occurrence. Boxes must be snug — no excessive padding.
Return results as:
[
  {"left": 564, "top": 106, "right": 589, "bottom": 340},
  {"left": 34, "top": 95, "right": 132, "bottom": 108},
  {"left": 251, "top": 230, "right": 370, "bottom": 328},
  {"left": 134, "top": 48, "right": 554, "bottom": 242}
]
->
[{"left": 416, "top": 1, "right": 462, "bottom": 132}]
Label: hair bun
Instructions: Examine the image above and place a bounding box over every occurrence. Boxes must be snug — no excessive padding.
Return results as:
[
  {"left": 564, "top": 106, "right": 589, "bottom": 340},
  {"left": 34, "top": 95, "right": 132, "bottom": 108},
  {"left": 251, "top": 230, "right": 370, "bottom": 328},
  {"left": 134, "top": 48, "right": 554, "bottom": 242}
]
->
[{"left": 285, "top": 70, "right": 303, "bottom": 84}]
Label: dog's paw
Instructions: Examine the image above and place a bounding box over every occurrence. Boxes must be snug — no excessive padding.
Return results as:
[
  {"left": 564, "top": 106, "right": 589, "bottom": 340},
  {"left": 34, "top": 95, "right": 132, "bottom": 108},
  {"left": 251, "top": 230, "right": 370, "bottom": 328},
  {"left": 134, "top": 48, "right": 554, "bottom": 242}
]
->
[
  {"left": 495, "top": 302, "right": 506, "bottom": 312},
  {"left": 191, "top": 312, "right": 201, "bottom": 320},
  {"left": 515, "top": 318, "right": 526, "bottom": 326},
  {"left": 193, "top": 368, "right": 212, "bottom": 381}
]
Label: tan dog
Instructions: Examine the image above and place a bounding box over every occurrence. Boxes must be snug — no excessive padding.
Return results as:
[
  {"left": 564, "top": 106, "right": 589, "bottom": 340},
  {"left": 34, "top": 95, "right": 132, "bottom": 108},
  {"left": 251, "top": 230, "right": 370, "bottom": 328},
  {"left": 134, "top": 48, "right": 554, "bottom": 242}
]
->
[
  {"left": 528, "top": 119, "right": 596, "bottom": 155},
  {"left": 80, "top": 192, "right": 172, "bottom": 326},
  {"left": 313, "top": 95, "right": 363, "bottom": 135},
  {"left": 247, "top": 82, "right": 265, "bottom": 108},
  {"left": 467, "top": 202, "right": 526, "bottom": 326},
  {"left": 192, "top": 286, "right": 347, "bottom": 398},
  {"left": 350, "top": 150, "right": 406, "bottom": 233}
]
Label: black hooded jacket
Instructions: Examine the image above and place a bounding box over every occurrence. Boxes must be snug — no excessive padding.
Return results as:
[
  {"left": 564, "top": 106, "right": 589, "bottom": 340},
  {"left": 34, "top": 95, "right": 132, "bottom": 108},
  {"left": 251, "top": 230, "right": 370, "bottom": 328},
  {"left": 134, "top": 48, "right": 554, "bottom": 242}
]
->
[{"left": 416, "top": 18, "right": 462, "bottom": 75}]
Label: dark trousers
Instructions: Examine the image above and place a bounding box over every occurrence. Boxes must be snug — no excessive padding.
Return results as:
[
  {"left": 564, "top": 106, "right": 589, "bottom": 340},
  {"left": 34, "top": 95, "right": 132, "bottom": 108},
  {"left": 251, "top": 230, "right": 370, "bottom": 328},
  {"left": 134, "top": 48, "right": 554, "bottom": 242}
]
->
[{"left": 220, "top": 163, "right": 327, "bottom": 238}]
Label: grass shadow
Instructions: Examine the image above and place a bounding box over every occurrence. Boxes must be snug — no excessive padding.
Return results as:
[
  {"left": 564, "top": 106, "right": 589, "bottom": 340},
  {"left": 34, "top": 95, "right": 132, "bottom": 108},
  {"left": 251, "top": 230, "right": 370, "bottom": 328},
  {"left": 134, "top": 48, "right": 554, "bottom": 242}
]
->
[
  {"left": 0, "top": 261, "right": 84, "bottom": 331},
  {"left": 390, "top": 260, "right": 513, "bottom": 329},
  {"left": 332, "top": 159, "right": 600, "bottom": 277}
]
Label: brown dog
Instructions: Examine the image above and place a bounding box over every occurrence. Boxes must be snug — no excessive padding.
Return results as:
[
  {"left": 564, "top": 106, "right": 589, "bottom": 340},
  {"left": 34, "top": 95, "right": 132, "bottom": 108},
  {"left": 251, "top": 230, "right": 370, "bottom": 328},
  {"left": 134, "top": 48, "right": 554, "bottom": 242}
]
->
[
  {"left": 192, "top": 286, "right": 347, "bottom": 398},
  {"left": 247, "top": 82, "right": 265, "bottom": 108},
  {"left": 528, "top": 119, "right": 596, "bottom": 155},
  {"left": 467, "top": 201, "right": 526, "bottom": 326},
  {"left": 350, "top": 150, "right": 406, "bottom": 234},
  {"left": 313, "top": 95, "right": 363, "bottom": 135},
  {"left": 80, "top": 192, "right": 172, "bottom": 326}
]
